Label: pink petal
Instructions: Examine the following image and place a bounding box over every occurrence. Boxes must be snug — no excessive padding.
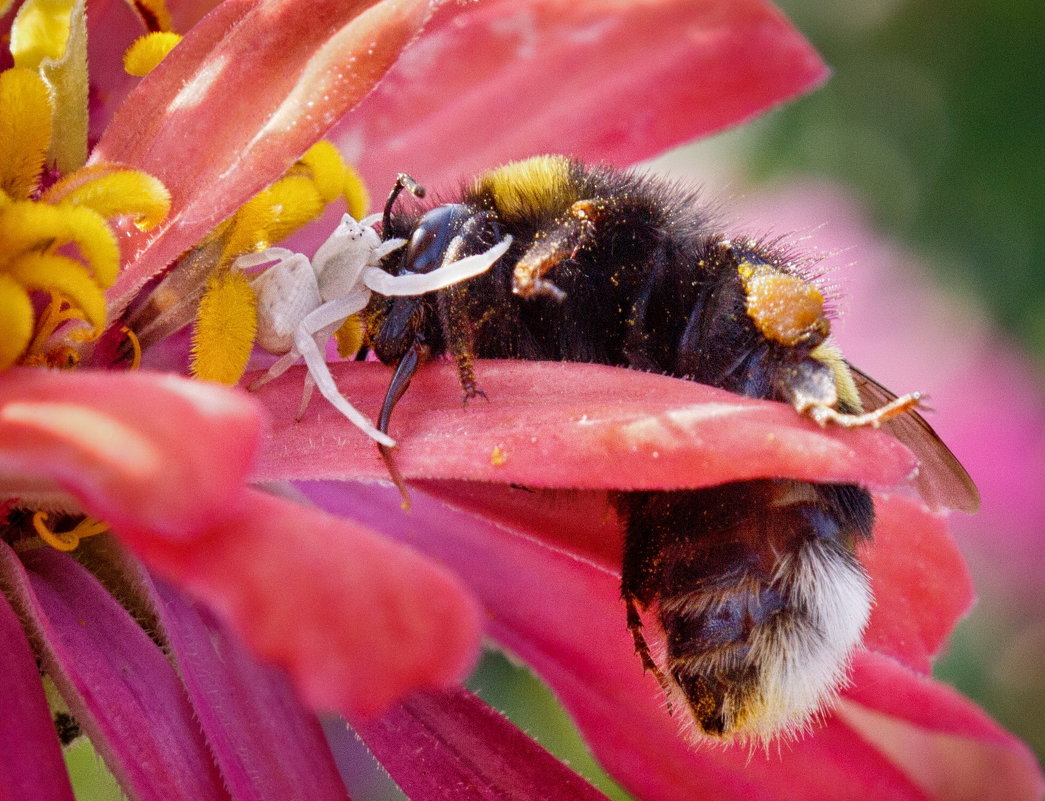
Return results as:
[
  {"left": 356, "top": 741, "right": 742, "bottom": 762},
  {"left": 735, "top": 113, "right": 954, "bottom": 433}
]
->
[
  {"left": 860, "top": 495, "right": 974, "bottom": 673},
  {"left": 840, "top": 652, "right": 1045, "bottom": 801},
  {"left": 357, "top": 687, "right": 613, "bottom": 801},
  {"left": 0, "top": 369, "right": 261, "bottom": 540},
  {"left": 118, "top": 486, "right": 482, "bottom": 720},
  {"left": 95, "top": 0, "right": 435, "bottom": 318},
  {"left": 148, "top": 576, "right": 349, "bottom": 801},
  {"left": 0, "top": 594, "right": 77, "bottom": 801},
  {"left": 339, "top": 0, "right": 829, "bottom": 189},
  {"left": 256, "top": 361, "right": 918, "bottom": 492},
  {"left": 306, "top": 480, "right": 1040, "bottom": 801},
  {"left": 0, "top": 543, "right": 229, "bottom": 801}
]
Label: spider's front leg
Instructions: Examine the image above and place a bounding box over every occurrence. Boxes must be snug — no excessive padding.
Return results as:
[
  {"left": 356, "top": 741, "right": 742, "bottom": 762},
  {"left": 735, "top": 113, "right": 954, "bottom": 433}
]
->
[{"left": 292, "top": 291, "right": 396, "bottom": 446}]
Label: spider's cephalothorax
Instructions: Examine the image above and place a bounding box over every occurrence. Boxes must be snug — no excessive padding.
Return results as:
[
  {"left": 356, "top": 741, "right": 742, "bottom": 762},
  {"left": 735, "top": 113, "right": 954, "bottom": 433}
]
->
[{"left": 367, "top": 155, "right": 979, "bottom": 743}]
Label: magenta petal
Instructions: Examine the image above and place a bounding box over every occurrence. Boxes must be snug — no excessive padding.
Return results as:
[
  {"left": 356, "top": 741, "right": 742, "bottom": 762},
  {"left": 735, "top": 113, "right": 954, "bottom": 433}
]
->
[
  {"left": 146, "top": 576, "right": 348, "bottom": 801},
  {"left": 0, "top": 369, "right": 261, "bottom": 540},
  {"left": 0, "top": 595, "right": 77, "bottom": 801},
  {"left": 96, "top": 0, "right": 435, "bottom": 317},
  {"left": 341, "top": 0, "right": 829, "bottom": 188},
  {"left": 255, "top": 361, "right": 918, "bottom": 492},
  {"left": 0, "top": 543, "right": 229, "bottom": 801},
  {"left": 357, "top": 687, "right": 613, "bottom": 801},
  {"left": 840, "top": 652, "right": 1045, "bottom": 801},
  {"left": 119, "top": 486, "right": 482, "bottom": 721}
]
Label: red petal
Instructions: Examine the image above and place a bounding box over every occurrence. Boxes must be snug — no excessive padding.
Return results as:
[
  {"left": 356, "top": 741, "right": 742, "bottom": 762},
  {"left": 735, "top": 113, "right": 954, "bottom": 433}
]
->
[
  {"left": 860, "top": 495, "right": 974, "bottom": 673},
  {"left": 119, "top": 486, "right": 482, "bottom": 720},
  {"left": 0, "top": 369, "right": 261, "bottom": 540},
  {"left": 0, "top": 544, "right": 229, "bottom": 801},
  {"left": 95, "top": 0, "right": 434, "bottom": 318},
  {"left": 256, "top": 361, "right": 918, "bottom": 493},
  {"left": 357, "top": 687, "right": 614, "bottom": 801},
  {"left": 340, "top": 0, "right": 828, "bottom": 188},
  {"left": 0, "top": 593, "right": 77, "bottom": 801}
]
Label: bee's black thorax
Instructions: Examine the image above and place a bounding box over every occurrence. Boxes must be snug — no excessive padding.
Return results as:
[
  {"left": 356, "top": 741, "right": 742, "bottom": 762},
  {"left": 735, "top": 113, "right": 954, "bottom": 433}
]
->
[{"left": 369, "top": 158, "right": 832, "bottom": 411}]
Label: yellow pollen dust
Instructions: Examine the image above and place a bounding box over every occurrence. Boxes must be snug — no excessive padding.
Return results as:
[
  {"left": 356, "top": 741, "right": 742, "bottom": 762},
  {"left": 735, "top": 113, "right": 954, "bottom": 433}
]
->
[{"left": 738, "top": 261, "right": 829, "bottom": 347}]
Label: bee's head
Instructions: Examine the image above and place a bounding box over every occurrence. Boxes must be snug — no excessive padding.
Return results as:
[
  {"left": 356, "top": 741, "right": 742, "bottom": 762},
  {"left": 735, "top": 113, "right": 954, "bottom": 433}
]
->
[{"left": 370, "top": 203, "right": 477, "bottom": 361}]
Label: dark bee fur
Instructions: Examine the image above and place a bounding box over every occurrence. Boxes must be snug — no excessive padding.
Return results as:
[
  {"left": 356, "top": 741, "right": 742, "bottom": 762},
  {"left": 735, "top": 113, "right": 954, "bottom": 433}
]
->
[{"left": 366, "top": 156, "right": 978, "bottom": 742}]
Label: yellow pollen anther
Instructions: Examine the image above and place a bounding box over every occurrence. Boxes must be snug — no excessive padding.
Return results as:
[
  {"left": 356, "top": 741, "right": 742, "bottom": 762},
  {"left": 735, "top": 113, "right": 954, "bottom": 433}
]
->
[
  {"left": 32, "top": 511, "right": 109, "bottom": 551},
  {"left": 123, "top": 31, "right": 183, "bottom": 77},
  {"left": 191, "top": 270, "right": 258, "bottom": 384},
  {"left": 0, "top": 68, "right": 53, "bottom": 200},
  {"left": 10, "top": 0, "right": 90, "bottom": 172}
]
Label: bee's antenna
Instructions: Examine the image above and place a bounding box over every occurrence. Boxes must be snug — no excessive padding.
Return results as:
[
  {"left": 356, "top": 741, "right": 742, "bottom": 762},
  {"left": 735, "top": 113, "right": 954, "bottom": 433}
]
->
[{"left": 382, "top": 173, "right": 426, "bottom": 239}]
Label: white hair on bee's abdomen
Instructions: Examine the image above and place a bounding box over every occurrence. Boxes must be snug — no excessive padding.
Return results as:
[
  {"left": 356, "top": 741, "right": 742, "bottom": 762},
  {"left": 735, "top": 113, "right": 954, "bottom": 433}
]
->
[
  {"left": 744, "top": 539, "right": 872, "bottom": 742},
  {"left": 643, "top": 512, "right": 873, "bottom": 746}
]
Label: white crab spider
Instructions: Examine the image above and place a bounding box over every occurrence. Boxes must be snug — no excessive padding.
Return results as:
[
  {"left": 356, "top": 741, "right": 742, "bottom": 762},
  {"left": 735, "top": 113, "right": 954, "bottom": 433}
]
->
[{"left": 237, "top": 212, "right": 511, "bottom": 447}]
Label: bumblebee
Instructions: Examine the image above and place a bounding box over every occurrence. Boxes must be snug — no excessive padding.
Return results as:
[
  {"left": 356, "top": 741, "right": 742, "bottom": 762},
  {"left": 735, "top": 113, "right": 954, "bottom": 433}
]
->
[{"left": 364, "top": 155, "right": 979, "bottom": 743}]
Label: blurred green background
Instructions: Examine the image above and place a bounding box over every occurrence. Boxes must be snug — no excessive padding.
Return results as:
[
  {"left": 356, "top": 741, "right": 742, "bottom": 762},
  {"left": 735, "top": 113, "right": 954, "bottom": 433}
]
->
[{"left": 740, "top": 0, "right": 1045, "bottom": 361}]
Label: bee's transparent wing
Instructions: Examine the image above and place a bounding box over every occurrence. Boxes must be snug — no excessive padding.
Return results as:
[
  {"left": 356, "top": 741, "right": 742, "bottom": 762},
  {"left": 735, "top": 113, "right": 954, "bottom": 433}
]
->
[{"left": 847, "top": 364, "right": 980, "bottom": 513}]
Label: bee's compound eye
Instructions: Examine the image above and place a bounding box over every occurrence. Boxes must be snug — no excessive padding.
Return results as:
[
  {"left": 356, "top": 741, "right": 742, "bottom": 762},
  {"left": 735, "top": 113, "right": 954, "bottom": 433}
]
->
[{"left": 401, "top": 204, "right": 471, "bottom": 275}]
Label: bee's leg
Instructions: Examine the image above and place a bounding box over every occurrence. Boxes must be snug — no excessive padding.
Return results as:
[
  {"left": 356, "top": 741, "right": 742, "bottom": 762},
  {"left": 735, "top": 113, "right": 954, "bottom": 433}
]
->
[
  {"left": 624, "top": 593, "right": 676, "bottom": 709},
  {"left": 512, "top": 198, "right": 607, "bottom": 300},
  {"left": 378, "top": 335, "right": 431, "bottom": 509},
  {"left": 438, "top": 282, "right": 486, "bottom": 405},
  {"left": 435, "top": 212, "right": 498, "bottom": 404}
]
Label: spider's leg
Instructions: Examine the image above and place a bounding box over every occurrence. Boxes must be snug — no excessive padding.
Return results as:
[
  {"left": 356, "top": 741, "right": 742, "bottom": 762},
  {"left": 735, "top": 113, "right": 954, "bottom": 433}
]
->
[{"left": 294, "top": 293, "right": 395, "bottom": 446}]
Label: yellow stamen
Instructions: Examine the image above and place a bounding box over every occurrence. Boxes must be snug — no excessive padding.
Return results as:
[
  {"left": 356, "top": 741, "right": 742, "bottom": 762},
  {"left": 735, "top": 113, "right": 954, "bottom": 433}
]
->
[
  {"left": 219, "top": 175, "right": 325, "bottom": 263},
  {"left": 41, "top": 164, "right": 172, "bottom": 231},
  {"left": 10, "top": 252, "right": 107, "bottom": 331},
  {"left": 123, "top": 31, "right": 183, "bottom": 77},
  {"left": 122, "top": 326, "right": 142, "bottom": 370},
  {"left": 32, "top": 511, "right": 109, "bottom": 551},
  {"left": 10, "top": 0, "right": 89, "bottom": 172},
  {"left": 295, "top": 140, "right": 370, "bottom": 219},
  {"left": 0, "top": 273, "right": 34, "bottom": 369},
  {"left": 191, "top": 270, "right": 258, "bottom": 384},
  {"left": 1, "top": 175, "right": 169, "bottom": 369},
  {"left": 0, "top": 200, "right": 120, "bottom": 287},
  {"left": 0, "top": 68, "right": 53, "bottom": 200},
  {"left": 10, "top": 0, "right": 75, "bottom": 65}
]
